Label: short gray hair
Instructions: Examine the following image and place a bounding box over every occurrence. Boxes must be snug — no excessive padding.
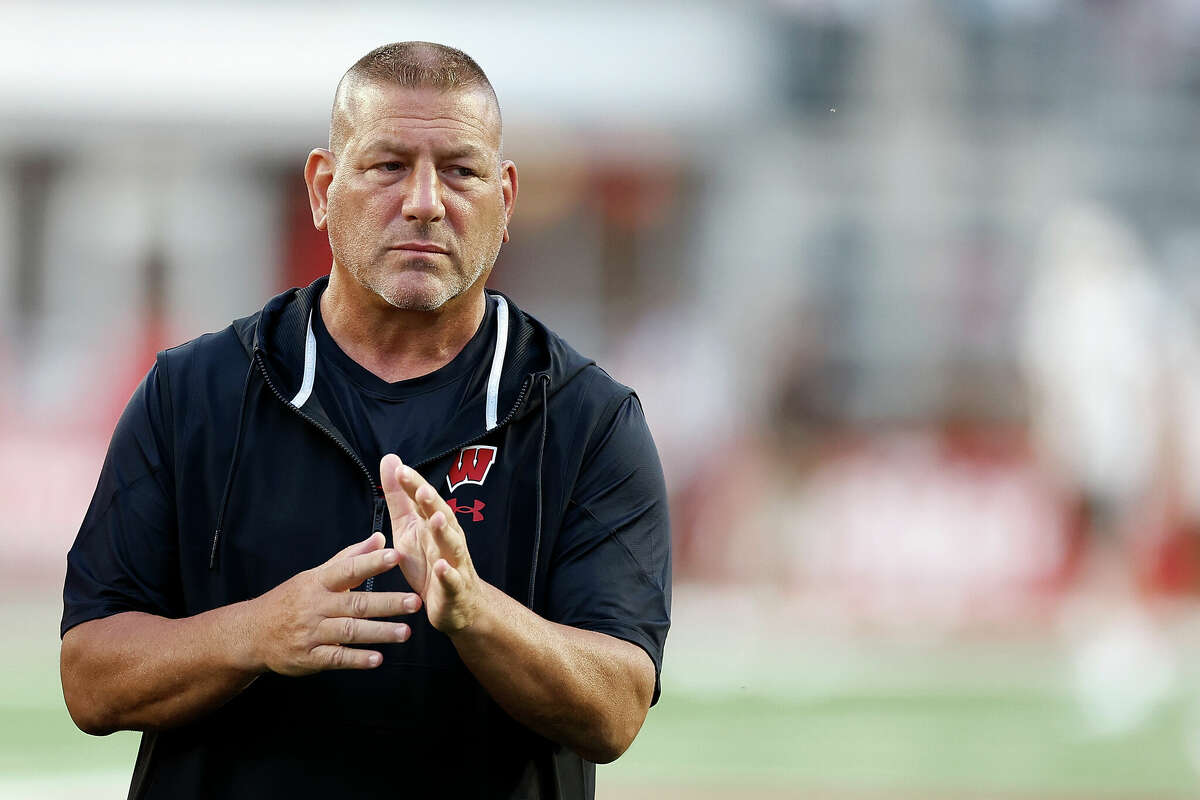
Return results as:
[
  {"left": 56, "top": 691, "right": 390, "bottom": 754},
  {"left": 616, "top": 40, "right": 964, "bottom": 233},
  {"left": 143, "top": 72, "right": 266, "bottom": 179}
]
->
[{"left": 330, "top": 41, "right": 500, "bottom": 154}]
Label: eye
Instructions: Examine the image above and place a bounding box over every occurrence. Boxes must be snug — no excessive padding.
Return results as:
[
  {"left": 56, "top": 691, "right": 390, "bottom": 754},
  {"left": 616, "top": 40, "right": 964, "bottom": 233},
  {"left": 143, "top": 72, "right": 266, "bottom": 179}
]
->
[
  {"left": 380, "top": 162, "right": 402, "bottom": 172},
  {"left": 449, "top": 166, "right": 477, "bottom": 178}
]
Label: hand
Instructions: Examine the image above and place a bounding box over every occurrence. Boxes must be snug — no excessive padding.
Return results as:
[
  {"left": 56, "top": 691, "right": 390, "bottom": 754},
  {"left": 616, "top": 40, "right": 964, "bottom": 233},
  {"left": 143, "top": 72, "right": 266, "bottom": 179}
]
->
[
  {"left": 382, "top": 453, "right": 483, "bottom": 635},
  {"left": 245, "top": 532, "right": 422, "bottom": 676}
]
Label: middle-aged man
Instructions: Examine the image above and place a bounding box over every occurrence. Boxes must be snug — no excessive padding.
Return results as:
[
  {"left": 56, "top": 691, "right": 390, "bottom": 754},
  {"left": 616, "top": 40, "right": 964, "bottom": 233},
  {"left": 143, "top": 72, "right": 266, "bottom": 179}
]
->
[{"left": 60, "top": 42, "right": 671, "bottom": 799}]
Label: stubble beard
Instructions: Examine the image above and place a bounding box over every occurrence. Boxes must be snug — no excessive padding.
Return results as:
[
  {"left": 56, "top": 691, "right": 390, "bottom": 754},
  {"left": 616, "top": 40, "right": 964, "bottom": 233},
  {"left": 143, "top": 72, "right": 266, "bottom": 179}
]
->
[{"left": 349, "top": 220, "right": 504, "bottom": 313}]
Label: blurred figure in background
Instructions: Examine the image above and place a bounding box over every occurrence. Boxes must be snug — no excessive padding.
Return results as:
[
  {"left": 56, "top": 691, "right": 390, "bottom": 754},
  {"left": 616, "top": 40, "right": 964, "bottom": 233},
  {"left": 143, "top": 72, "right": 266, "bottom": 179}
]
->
[
  {"left": 1021, "top": 202, "right": 1200, "bottom": 735},
  {"left": 1021, "top": 203, "right": 1200, "bottom": 596}
]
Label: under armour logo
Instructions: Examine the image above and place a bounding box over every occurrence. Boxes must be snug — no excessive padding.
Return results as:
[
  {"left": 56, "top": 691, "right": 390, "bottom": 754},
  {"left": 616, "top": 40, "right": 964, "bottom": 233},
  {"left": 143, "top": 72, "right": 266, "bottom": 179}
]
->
[{"left": 446, "top": 497, "right": 485, "bottom": 522}]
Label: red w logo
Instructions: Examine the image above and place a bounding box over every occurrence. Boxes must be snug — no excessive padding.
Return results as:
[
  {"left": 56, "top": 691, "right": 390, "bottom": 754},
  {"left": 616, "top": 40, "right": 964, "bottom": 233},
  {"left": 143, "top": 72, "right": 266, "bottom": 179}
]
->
[{"left": 445, "top": 445, "right": 498, "bottom": 492}]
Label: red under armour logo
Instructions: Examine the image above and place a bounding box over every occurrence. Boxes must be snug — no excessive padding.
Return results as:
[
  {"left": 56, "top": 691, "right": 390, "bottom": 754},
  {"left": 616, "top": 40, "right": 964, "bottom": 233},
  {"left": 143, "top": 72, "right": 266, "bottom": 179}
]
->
[
  {"left": 446, "top": 497, "right": 486, "bottom": 522},
  {"left": 446, "top": 445, "right": 498, "bottom": 492}
]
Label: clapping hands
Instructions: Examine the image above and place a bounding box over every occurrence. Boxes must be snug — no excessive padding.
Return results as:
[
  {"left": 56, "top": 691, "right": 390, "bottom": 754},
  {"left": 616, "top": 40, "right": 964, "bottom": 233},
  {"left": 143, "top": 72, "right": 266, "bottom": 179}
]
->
[{"left": 381, "top": 453, "right": 483, "bottom": 635}]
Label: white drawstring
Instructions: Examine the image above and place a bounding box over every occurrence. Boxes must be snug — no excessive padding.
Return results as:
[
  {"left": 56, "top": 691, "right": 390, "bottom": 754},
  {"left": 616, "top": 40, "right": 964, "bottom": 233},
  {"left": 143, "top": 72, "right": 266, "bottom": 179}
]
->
[
  {"left": 289, "top": 310, "right": 317, "bottom": 408},
  {"left": 485, "top": 295, "right": 509, "bottom": 430},
  {"left": 291, "top": 296, "right": 509, "bottom": 429}
]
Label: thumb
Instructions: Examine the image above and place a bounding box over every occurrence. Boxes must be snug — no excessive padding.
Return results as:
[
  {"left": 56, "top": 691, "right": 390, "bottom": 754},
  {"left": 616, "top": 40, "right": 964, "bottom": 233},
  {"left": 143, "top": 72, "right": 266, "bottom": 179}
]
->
[{"left": 434, "top": 559, "right": 466, "bottom": 597}]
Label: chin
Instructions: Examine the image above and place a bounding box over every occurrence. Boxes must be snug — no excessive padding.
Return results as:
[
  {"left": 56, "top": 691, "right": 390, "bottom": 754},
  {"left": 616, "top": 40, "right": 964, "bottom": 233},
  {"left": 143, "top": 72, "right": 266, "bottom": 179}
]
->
[
  {"left": 373, "top": 275, "right": 458, "bottom": 312},
  {"left": 348, "top": 257, "right": 487, "bottom": 313}
]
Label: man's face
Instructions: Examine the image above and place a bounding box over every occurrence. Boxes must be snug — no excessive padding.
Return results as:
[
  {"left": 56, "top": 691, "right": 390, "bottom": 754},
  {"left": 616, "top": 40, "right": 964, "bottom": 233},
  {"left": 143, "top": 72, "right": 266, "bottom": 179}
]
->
[{"left": 316, "top": 83, "right": 515, "bottom": 312}]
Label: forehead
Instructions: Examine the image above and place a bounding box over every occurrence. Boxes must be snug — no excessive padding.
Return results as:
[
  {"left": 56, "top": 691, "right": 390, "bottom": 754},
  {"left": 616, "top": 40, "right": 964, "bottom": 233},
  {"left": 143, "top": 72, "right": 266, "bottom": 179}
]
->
[{"left": 341, "top": 83, "right": 501, "bottom": 153}]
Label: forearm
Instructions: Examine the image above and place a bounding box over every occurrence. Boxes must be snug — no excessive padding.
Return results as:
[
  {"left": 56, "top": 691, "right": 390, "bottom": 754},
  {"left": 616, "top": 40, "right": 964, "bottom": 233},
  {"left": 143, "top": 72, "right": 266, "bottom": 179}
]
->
[
  {"left": 449, "top": 582, "right": 655, "bottom": 763},
  {"left": 60, "top": 604, "right": 261, "bottom": 735},
  {"left": 61, "top": 534, "right": 417, "bottom": 736}
]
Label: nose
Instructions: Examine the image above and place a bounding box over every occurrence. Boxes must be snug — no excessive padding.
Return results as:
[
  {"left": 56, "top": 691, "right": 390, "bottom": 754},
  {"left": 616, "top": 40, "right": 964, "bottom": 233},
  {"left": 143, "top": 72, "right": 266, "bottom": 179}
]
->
[{"left": 402, "top": 162, "right": 445, "bottom": 224}]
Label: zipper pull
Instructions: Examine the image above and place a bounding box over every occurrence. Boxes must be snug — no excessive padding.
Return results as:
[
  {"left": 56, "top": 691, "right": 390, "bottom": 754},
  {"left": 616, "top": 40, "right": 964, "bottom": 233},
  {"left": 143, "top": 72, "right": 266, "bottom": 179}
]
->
[
  {"left": 363, "top": 491, "right": 386, "bottom": 593},
  {"left": 372, "top": 493, "right": 386, "bottom": 536}
]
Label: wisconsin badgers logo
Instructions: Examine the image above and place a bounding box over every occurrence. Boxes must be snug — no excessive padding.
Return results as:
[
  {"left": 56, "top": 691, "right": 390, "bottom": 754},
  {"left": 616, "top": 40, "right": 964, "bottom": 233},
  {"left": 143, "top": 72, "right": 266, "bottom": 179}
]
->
[{"left": 446, "top": 446, "right": 498, "bottom": 492}]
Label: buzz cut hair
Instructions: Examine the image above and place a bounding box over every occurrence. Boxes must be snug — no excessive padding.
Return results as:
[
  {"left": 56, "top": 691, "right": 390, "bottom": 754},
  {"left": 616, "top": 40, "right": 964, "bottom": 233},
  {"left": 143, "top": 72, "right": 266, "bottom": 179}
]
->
[{"left": 330, "top": 41, "right": 501, "bottom": 155}]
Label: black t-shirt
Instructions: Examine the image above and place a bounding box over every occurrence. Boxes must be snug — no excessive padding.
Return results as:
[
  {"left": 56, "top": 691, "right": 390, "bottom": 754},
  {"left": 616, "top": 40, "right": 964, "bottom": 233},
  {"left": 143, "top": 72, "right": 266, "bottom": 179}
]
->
[{"left": 310, "top": 294, "right": 496, "bottom": 483}]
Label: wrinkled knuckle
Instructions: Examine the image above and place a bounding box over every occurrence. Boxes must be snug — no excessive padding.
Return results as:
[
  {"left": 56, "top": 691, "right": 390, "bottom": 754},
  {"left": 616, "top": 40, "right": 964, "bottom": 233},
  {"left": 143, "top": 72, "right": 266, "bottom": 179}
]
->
[
  {"left": 300, "top": 645, "right": 319, "bottom": 671},
  {"left": 351, "top": 592, "right": 369, "bottom": 617},
  {"left": 340, "top": 617, "right": 356, "bottom": 643},
  {"left": 329, "top": 647, "right": 346, "bottom": 668}
]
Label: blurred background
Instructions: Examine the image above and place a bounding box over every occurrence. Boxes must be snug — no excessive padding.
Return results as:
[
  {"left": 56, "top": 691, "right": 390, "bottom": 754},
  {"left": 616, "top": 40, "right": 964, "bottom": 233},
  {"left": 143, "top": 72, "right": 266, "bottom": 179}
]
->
[{"left": 4, "top": 0, "right": 1200, "bottom": 796}]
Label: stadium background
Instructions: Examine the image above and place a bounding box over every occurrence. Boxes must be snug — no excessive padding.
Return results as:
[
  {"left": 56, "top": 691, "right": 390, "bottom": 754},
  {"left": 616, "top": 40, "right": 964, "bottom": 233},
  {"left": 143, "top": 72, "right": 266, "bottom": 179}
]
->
[{"left": 4, "top": 0, "right": 1200, "bottom": 796}]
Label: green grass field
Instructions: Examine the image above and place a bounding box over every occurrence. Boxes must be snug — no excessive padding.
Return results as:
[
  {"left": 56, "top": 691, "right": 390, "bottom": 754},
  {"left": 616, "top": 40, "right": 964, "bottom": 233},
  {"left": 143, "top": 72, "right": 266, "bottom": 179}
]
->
[
  {"left": 611, "top": 690, "right": 1196, "bottom": 798},
  {"left": 5, "top": 589, "right": 1199, "bottom": 799}
]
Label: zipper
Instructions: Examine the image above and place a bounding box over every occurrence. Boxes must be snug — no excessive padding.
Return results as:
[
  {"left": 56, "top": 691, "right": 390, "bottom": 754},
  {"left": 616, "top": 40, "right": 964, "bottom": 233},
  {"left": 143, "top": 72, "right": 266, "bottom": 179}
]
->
[
  {"left": 256, "top": 349, "right": 537, "bottom": 481},
  {"left": 254, "top": 348, "right": 379, "bottom": 494},
  {"left": 255, "top": 347, "right": 384, "bottom": 590},
  {"left": 412, "top": 374, "right": 535, "bottom": 470},
  {"left": 364, "top": 492, "right": 387, "bottom": 592},
  {"left": 371, "top": 493, "right": 387, "bottom": 534},
  {"left": 255, "top": 347, "right": 538, "bottom": 588}
]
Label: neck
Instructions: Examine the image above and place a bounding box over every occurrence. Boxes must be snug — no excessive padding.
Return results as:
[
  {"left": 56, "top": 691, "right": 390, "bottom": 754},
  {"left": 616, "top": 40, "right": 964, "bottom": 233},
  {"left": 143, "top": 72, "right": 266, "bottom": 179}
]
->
[{"left": 320, "top": 265, "right": 488, "bottom": 383}]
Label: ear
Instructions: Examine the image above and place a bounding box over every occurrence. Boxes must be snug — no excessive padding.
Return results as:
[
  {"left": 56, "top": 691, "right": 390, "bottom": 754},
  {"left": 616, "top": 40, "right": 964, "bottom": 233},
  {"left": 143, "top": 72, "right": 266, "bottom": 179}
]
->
[
  {"left": 500, "top": 160, "right": 518, "bottom": 243},
  {"left": 304, "top": 148, "right": 336, "bottom": 231}
]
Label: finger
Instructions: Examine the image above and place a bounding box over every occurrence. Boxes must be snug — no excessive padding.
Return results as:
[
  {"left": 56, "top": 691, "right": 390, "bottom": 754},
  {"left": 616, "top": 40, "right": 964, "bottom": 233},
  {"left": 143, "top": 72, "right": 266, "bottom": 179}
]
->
[
  {"left": 387, "top": 462, "right": 449, "bottom": 571},
  {"left": 325, "top": 532, "right": 385, "bottom": 564},
  {"left": 429, "top": 510, "right": 468, "bottom": 567},
  {"left": 434, "top": 559, "right": 466, "bottom": 597},
  {"left": 317, "top": 547, "right": 400, "bottom": 591},
  {"left": 316, "top": 617, "right": 411, "bottom": 645},
  {"left": 414, "top": 481, "right": 456, "bottom": 527},
  {"left": 382, "top": 454, "right": 423, "bottom": 533},
  {"left": 403, "top": 476, "right": 463, "bottom": 569},
  {"left": 396, "top": 465, "right": 444, "bottom": 520},
  {"left": 331, "top": 590, "right": 422, "bottom": 619},
  {"left": 309, "top": 644, "right": 383, "bottom": 671}
]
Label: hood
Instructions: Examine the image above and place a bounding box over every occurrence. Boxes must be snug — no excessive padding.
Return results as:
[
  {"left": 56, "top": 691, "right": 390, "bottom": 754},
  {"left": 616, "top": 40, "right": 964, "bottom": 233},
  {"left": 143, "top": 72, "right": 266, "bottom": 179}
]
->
[{"left": 231, "top": 275, "right": 595, "bottom": 471}]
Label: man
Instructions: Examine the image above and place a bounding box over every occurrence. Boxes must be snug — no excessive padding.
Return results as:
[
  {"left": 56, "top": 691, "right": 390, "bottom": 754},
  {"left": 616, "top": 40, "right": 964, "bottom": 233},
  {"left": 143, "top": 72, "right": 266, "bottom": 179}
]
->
[{"left": 60, "top": 42, "right": 670, "bottom": 799}]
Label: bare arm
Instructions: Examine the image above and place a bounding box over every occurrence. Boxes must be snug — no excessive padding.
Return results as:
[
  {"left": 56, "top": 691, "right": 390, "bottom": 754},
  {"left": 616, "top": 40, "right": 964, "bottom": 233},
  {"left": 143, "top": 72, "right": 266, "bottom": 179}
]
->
[
  {"left": 60, "top": 533, "right": 421, "bottom": 736},
  {"left": 383, "top": 455, "right": 656, "bottom": 764},
  {"left": 62, "top": 604, "right": 258, "bottom": 736},
  {"left": 451, "top": 583, "right": 654, "bottom": 763}
]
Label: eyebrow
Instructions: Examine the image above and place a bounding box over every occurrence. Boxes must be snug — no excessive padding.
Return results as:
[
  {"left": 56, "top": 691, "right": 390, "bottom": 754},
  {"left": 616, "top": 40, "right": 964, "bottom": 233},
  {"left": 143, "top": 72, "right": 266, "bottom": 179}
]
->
[{"left": 362, "top": 142, "right": 489, "bottom": 162}]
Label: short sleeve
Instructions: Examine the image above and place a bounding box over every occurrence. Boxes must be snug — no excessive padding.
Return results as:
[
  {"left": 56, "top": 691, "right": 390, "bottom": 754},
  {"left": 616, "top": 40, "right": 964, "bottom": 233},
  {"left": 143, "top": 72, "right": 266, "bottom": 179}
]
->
[
  {"left": 61, "top": 357, "right": 180, "bottom": 637},
  {"left": 545, "top": 394, "right": 671, "bottom": 704}
]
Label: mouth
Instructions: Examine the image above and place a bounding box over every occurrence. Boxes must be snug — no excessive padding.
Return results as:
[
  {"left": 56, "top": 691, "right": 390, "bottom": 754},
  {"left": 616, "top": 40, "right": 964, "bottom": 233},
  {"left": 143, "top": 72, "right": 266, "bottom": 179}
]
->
[{"left": 391, "top": 242, "right": 449, "bottom": 254}]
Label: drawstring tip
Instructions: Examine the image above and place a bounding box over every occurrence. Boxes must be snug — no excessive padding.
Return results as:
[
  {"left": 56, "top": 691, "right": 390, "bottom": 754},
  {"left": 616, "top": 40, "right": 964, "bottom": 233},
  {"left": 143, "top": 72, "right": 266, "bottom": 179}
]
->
[{"left": 209, "top": 530, "right": 221, "bottom": 569}]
